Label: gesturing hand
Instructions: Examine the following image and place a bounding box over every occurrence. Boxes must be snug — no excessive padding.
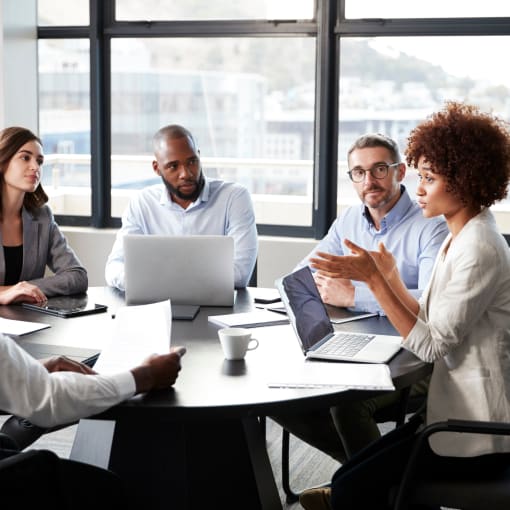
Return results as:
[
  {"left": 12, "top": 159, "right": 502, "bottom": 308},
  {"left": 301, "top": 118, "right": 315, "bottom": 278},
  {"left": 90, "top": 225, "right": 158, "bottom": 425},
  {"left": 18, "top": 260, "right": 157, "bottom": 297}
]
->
[
  {"left": 310, "top": 239, "right": 380, "bottom": 284},
  {"left": 369, "top": 242, "right": 397, "bottom": 281}
]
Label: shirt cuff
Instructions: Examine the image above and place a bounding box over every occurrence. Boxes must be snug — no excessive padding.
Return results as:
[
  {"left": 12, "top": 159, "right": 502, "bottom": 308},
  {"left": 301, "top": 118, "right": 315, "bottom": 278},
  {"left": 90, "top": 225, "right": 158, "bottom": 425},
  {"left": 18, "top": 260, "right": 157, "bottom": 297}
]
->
[{"left": 106, "top": 371, "right": 137, "bottom": 399}]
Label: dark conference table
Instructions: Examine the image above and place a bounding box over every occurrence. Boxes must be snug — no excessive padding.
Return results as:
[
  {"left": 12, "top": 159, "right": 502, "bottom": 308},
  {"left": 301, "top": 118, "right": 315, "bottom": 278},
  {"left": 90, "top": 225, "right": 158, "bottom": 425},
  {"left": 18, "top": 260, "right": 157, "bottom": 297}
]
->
[{"left": 7, "top": 287, "right": 432, "bottom": 510}]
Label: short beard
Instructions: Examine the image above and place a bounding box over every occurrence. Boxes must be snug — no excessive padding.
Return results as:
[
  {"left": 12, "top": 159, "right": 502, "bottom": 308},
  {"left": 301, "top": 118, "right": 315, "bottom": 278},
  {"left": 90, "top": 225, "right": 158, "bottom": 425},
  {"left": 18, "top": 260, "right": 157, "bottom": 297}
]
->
[{"left": 162, "top": 171, "right": 205, "bottom": 202}]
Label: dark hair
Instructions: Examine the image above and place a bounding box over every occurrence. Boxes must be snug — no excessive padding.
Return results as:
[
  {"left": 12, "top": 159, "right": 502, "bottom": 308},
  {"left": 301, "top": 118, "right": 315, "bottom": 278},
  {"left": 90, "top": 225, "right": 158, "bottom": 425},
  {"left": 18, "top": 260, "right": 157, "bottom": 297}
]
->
[
  {"left": 406, "top": 102, "right": 510, "bottom": 208},
  {"left": 152, "top": 124, "right": 197, "bottom": 152},
  {"left": 0, "top": 127, "right": 48, "bottom": 216},
  {"left": 347, "top": 133, "right": 402, "bottom": 163}
]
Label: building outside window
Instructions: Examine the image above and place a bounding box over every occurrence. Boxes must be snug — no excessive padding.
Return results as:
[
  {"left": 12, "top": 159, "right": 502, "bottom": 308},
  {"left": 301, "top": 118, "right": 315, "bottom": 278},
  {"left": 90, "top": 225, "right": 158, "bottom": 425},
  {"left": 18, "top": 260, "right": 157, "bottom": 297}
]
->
[{"left": 37, "top": 0, "right": 510, "bottom": 234}]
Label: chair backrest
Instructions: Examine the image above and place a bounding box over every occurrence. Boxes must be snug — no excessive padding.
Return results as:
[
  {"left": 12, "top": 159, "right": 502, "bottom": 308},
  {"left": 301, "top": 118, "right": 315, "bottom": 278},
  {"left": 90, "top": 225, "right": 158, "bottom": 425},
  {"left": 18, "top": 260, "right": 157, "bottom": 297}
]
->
[
  {"left": 504, "top": 233, "right": 510, "bottom": 247},
  {"left": 0, "top": 449, "right": 60, "bottom": 505}
]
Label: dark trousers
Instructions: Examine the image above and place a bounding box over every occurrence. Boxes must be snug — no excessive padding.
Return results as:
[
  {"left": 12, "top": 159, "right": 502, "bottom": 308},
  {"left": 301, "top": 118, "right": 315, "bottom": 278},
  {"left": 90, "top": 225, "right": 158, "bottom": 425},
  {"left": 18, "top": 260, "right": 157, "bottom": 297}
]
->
[{"left": 329, "top": 414, "right": 510, "bottom": 510}]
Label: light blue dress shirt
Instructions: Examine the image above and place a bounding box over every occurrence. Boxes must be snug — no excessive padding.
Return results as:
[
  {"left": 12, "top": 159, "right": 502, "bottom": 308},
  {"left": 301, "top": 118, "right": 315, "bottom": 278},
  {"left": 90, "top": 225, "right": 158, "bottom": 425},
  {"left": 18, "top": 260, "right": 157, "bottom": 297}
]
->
[
  {"left": 105, "top": 177, "right": 258, "bottom": 290},
  {"left": 296, "top": 187, "right": 448, "bottom": 315}
]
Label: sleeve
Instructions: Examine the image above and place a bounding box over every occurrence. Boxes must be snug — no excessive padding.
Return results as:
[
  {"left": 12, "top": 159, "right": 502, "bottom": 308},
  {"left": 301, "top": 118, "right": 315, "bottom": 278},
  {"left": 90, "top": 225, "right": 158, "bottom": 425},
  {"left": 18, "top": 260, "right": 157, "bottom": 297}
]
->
[
  {"left": 294, "top": 218, "right": 344, "bottom": 270},
  {"left": 404, "top": 244, "right": 502, "bottom": 363},
  {"left": 416, "top": 219, "right": 449, "bottom": 296},
  {"left": 28, "top": 210, "right": 88, "bottom": 296},
  {"left": 356, "top": 218, "right": 448, "bottom": 315},
  {"left": 225, "top": 186, "right": 258, "bottom": 288},
  {"left": 0, "top": 335, "right": 136, "bottom": 428},
  {"left": 105, "top": 199, "right": 145, "bottom": 291}
]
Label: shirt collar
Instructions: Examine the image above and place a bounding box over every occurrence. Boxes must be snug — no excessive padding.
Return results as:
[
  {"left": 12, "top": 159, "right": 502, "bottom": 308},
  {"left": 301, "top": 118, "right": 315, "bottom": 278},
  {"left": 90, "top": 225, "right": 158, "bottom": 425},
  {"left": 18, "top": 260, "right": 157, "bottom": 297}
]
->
[
  {"left": 362, "top": 185, "right": 412, "bottom": 231},
  {"left": 159, "top": 176, "right": 211, "bottom": 208}
]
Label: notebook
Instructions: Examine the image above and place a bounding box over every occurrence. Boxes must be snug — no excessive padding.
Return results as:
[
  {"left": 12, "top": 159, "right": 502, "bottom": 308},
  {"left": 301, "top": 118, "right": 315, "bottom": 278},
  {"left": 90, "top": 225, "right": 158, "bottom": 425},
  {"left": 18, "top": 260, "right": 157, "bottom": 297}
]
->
[
  {"left": 275, "top": 266, "right": 402, "bottom": 363},
  {"left": 124, "top": 234, "right": 235, "bottom": 306}
]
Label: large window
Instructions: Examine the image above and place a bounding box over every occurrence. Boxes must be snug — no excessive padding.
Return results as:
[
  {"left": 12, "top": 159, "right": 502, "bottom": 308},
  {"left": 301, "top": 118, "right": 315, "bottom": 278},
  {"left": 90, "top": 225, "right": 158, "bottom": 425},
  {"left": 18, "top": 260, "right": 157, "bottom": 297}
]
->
[
  {"left": 345, "top": 0, "right": 510, "bottom": 19},
  {"left": 337, "top": 36, "right": 510, "bottom": 212},
  {"left": 115, "top": 0, "right": 314, "bottom": 21},
  {"left": 109, "top": 37, "right": 315, "bottom": 225},
  {"left": 38, "top": 39, "right": 91, "bottom": 216},
  {"left": 37, "top": 1, "right": 510, "bottom": 235}
]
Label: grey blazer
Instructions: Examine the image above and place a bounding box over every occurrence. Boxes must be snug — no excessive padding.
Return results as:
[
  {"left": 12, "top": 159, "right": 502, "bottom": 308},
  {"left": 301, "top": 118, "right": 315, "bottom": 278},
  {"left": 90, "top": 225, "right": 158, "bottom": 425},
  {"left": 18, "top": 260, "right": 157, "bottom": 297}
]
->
[{"left": 0, "top": 205, "right": 88, "bottom": 296}]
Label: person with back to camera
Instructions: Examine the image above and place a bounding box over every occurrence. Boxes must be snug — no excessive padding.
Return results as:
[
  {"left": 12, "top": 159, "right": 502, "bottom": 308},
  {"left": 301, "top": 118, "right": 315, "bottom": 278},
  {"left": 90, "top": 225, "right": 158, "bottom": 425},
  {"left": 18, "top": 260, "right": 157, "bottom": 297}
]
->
[
  {"left": 105, "top": 124, "right": 258, "bottom": 290},
  {"left": 0, "top": 331, "right": 186, "bottom": 509},
  {"left": 300, "top": 101, "right": 510, "bottom": 510},
  {"left": 0, "top": 126, "right": 87, "bottom": 304}
]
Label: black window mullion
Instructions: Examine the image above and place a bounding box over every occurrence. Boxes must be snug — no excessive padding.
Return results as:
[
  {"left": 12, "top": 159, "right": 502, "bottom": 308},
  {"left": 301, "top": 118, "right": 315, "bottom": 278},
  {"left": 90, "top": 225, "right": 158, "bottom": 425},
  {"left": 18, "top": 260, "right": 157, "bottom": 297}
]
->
[
  {"left": 313, "top": 0, "right": 339, "bottom": 239},
  {"left": 89, "top": 0, "right": 112, "bottom": 227}
]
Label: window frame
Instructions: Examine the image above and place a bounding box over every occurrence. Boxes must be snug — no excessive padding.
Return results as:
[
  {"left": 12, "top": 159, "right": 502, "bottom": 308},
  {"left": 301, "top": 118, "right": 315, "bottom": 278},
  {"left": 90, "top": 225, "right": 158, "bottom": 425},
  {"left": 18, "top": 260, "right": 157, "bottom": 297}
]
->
[{"left": 37, "top": 1, "right": 510, "bottom": 237}]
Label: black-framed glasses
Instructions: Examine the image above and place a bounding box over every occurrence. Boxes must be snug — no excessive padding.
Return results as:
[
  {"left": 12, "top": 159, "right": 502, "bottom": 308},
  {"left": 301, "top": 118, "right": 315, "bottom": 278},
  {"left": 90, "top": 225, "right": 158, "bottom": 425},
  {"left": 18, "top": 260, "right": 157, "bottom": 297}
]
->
[{"left": 347, "top": 162, "right": 400, "bottom": 183}]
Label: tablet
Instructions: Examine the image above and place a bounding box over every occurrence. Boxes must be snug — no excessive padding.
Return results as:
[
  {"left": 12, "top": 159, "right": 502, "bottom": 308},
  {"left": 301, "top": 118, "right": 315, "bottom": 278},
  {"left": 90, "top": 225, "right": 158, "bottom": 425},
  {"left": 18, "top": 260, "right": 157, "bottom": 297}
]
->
[{"left": 22, "top": 294, "right": 108, "bottom": 318}]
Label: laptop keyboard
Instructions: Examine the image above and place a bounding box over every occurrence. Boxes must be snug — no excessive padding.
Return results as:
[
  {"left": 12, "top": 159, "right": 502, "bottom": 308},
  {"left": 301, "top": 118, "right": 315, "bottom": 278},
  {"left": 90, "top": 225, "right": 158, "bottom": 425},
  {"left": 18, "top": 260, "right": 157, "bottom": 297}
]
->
[{"left": 317, "top": 332, "right": 375, "bottom": 357}]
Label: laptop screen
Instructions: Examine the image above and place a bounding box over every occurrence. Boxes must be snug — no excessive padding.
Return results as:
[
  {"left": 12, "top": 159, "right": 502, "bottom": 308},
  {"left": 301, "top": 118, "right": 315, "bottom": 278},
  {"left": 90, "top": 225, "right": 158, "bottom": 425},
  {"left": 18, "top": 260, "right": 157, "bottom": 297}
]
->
[{"left": 277, "top": 266, "right": 334, "bottom": 353}]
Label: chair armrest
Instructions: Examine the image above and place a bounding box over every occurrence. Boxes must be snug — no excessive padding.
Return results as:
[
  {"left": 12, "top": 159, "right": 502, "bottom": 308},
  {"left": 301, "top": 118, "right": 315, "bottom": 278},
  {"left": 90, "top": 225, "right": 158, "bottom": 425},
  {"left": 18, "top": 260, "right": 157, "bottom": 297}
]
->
[
  {"left": 421, "top": 419, "right": 510, "bottom": 438},
  {"left": 394, "top": 419, "right": 510, "bottom": 510}
]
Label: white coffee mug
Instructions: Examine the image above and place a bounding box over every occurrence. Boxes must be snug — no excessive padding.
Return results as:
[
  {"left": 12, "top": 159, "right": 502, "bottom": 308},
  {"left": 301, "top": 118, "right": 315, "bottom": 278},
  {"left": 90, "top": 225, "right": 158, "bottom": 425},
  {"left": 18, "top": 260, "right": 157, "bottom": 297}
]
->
[{"left": 218, "top": 327, "right": 259, "bottom": 360}]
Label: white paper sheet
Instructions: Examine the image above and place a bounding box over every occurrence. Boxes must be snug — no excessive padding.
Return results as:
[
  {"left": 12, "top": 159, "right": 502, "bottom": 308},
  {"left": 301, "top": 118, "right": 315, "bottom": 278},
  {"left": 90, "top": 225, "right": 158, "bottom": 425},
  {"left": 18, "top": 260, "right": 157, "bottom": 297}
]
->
[
  {"left": 0, "top": 317, "right": 50, "bottom": 336},
  {"left": 93, "top": 300, "right": 172, "bottom": 374},
  {"left": 267, "top": 361, "right": 395, "bottom": 390}
]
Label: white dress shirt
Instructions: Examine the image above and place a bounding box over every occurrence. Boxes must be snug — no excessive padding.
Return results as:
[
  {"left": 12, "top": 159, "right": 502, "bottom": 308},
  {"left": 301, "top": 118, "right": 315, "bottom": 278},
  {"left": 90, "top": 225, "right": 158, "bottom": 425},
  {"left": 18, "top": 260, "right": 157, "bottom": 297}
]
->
[
  {"left": 105, "top": 177, "right": 258, "bottom": 290},
  {"left": 405, "top": 209, "right": 510, "bottom": 456},
  {"left": 0, "top": 335, "right": 135, "bottom": 428}
]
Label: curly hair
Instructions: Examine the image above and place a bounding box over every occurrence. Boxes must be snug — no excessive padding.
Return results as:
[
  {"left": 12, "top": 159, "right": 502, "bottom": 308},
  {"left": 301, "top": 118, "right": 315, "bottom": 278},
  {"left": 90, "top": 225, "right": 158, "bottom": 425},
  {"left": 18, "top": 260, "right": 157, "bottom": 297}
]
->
[
  {"left": 405, "top": 102, "right": 510, "bottom": 208},
  {"left": 0, "top": 127, "right": 48, "bottom": 217}
]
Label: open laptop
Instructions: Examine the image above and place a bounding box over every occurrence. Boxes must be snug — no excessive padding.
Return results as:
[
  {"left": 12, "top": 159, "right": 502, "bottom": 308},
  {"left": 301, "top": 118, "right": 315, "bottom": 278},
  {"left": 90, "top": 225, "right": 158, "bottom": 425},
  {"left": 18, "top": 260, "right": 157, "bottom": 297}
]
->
[
  {"left": 124, "top": 234, "right": 235, "bottom": 306},
  {"left": 275, "top": 266, "right": 401, "bottom": 363}
]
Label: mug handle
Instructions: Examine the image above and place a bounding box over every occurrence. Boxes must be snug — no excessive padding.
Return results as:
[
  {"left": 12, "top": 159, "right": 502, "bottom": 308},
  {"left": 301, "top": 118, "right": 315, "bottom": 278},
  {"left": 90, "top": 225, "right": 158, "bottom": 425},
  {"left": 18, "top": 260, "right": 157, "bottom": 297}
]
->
[{"left": 247, "top": 338, "right": 259, "bottom": 351}]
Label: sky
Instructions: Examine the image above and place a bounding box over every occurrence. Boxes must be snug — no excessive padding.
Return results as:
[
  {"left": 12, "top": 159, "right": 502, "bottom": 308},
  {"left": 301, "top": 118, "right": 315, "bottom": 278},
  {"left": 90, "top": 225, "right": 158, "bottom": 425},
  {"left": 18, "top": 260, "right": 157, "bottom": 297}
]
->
[
  {"left": 346, "top": 0, "right": 510, "bottom": 86},
  {"left": 370, "top": 37, "right": 510, "bottom": 87}
]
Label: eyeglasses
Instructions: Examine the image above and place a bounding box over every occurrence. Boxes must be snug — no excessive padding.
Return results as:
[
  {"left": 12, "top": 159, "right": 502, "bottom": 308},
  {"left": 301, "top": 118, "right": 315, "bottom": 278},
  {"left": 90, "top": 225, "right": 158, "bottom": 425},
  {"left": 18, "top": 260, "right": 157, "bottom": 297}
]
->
[{"left": 347, "top": 162, "right": 400, "bottom": 183}]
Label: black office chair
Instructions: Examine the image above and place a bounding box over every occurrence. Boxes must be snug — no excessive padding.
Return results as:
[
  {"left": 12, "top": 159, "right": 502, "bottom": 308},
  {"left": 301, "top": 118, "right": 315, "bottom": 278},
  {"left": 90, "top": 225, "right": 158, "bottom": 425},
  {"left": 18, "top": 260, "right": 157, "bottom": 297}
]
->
[
  {"left": 392, "top": 419, "right": 510, "bottom": 510},
  {"left": 281, "top": 386, "right": 426, "bottom": 503},
  {"left": 0, "top": 443, "right": 62, "bottom": 506}
]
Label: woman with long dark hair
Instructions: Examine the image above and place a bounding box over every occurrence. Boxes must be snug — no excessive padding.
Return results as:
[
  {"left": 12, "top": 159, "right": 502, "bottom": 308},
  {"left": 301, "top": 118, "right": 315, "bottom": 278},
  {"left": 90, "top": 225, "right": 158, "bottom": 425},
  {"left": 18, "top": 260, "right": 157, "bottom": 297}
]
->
[{"left": 0, "top": 126, "right": 87, "bottom": 304}]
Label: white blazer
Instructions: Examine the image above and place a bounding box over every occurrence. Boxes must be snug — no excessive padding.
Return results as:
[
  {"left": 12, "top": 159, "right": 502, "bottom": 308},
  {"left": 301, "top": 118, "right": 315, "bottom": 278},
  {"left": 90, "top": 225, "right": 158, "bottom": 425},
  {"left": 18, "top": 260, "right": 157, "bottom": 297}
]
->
[{"left": 404, "top": 209, "right": 510, "bottom": 457}]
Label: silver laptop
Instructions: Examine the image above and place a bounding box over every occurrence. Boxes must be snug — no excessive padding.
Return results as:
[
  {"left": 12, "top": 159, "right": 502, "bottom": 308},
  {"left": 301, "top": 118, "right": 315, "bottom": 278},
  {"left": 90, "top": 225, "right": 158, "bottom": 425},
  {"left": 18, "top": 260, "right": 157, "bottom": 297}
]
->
[
  {"left": 124, "top": 234, "right": 235, "bottom": 306},
  {"left": 275, "top": 266, "right": 401, "bottom": 363}
]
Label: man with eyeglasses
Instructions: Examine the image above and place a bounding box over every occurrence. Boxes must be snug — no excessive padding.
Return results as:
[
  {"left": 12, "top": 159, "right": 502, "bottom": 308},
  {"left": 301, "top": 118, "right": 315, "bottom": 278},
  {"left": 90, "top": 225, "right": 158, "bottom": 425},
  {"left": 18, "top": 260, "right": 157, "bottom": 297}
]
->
[
  {"left": 272, "top": 133, "right": 448, "bottom": 473},
  {"left": 296, "top": 132, "right": 447, "bottom": 314},
  {"left": 105, "top": 124, "right": 258, "bottom": 290}
]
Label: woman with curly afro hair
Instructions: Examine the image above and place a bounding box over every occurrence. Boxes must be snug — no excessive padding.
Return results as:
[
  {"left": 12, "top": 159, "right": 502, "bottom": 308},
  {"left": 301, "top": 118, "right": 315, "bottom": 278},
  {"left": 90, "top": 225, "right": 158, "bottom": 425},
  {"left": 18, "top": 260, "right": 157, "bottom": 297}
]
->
[{"left": 300, "top": 102, "right": 510, "bottom": 510}]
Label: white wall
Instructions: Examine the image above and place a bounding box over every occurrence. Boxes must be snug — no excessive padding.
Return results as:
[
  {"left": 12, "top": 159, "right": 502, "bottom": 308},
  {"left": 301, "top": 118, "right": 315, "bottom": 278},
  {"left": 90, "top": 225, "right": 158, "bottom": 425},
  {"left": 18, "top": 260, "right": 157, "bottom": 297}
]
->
[
  {"left": 0, "top": 0, "right": 38, "bottom": 130},
  {"left": 61, "top": 227, "right": 318, "bottom": 288}
]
